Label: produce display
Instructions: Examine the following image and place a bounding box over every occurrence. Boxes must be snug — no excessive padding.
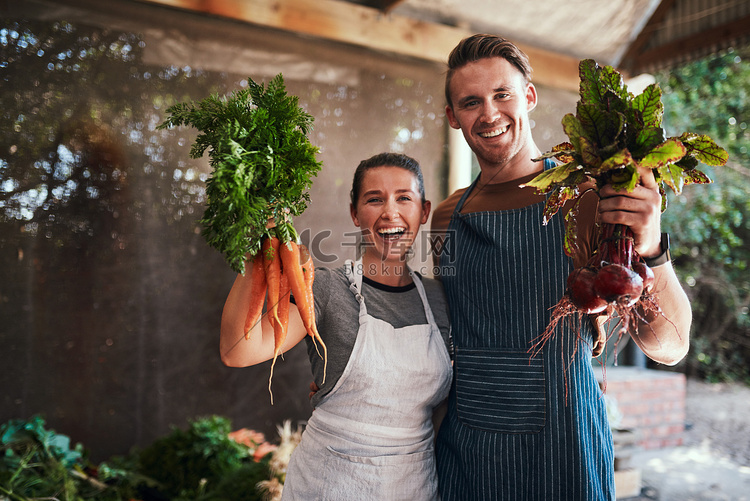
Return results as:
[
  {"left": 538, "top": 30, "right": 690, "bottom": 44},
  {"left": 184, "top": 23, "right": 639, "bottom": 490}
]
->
[
  {"left": 158, "top": 75, "right": 327, "bottom": 397},
  {"left": 522, "top": 59, "right": 727, "bottom": 357}
]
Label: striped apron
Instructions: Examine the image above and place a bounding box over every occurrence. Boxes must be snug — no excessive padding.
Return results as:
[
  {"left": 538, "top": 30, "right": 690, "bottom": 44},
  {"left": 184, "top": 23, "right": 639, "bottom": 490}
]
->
[{"left": 435, "top": 161, "right": 615, "bottom": 501}]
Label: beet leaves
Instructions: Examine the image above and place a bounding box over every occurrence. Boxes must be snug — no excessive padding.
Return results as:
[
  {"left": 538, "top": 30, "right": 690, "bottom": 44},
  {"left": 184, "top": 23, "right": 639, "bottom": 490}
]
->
[{"left": 524, "top": 59, "right": 728, "bottom": 359}]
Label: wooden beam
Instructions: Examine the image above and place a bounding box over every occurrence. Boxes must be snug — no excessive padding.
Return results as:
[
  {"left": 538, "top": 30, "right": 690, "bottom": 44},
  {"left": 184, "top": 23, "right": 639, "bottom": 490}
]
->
[
  {"left": 137, "top": 0, "right": 581, "bottom": 91},
  {"left": 376, "top": 0, "right": 407, "bottom": 13}
]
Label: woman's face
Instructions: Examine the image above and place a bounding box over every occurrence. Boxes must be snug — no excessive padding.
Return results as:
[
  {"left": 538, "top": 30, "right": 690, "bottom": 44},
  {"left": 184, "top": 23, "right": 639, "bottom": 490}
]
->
[{"left": 350, "top": 166, "right": 431, "bottom": 265}]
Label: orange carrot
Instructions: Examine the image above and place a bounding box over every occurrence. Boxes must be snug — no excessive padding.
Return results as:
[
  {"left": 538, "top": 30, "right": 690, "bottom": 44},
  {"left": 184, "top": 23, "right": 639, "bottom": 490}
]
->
[
  {"left": 300, "top": 248, "right": 325, "bottom": 358},
  {"left": 263, "top": 236, "right": 282, "bottom": 331},
  {"left": 268, "top": 269, "right": 291, "bottom": 404},
  {"left": 279, "top": 240, "right": 328, "bottom": 383},
  {"left": 300, "top": 245, "right": 317, "bottom": 337},
  {"left": 243, "top": 251, "right": 268, "bottom": 339}
]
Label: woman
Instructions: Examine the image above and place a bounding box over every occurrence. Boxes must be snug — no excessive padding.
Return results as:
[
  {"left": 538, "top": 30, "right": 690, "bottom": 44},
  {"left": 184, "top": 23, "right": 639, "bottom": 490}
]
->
[{"left": 220, "top": 152, "right": 452, "bottom": 500}]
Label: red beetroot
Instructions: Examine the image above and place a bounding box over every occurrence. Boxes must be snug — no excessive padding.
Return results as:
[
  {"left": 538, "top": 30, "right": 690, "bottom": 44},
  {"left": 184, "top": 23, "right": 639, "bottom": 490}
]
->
[
  {"left": 594, "top": 263, "right": 644, "bottom": 307},
  {"left": 632, "top": 260, "right": 655, "bottom": 293},
  {"left": 567, "top": 267, "right": 608, "bottom": 314}
]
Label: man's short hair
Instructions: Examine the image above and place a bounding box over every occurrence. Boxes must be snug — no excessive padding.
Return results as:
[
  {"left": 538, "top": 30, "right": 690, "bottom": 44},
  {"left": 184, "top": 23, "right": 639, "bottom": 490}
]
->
[{"left": 445, "top": 34, "right": 532, "bottom": 108}]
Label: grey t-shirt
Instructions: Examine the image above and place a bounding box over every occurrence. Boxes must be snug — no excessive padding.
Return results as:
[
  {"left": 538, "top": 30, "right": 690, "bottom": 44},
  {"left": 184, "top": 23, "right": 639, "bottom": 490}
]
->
[{"left": 303, "top": 265, "right": 451, "bottom": 407}]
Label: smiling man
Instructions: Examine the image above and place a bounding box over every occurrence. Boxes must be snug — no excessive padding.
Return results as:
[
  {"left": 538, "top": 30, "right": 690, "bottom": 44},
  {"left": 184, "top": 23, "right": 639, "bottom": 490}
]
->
[{"left": 430, "top": 34, "right": 692, "bottom": 501}]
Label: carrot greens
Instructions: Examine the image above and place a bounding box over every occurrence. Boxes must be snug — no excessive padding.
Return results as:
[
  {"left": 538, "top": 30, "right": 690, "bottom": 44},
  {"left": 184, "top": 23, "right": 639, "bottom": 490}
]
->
[
  {"left": 158, "top": 74, "right": 321, "bottom": 274},
  {"left": 159, "top": 74, "right": 327, "bottom": 401}
]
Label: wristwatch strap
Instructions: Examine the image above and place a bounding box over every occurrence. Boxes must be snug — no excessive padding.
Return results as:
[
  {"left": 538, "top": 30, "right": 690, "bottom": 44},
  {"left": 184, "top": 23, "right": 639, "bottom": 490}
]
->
[{"left": 644, "top": 233, "right": 671, "bottom": 267}]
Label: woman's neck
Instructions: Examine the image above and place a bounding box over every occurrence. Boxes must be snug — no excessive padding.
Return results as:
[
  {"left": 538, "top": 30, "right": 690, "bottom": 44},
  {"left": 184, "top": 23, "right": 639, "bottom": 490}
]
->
[{"left": 361, "top": 254, "right": 412, "bottom": 287}]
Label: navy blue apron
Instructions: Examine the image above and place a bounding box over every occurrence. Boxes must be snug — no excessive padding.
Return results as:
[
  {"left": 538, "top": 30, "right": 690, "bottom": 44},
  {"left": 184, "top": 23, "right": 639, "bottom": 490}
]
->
[{"left": 435, "top": 159, "right": 615, "bottom": 500}]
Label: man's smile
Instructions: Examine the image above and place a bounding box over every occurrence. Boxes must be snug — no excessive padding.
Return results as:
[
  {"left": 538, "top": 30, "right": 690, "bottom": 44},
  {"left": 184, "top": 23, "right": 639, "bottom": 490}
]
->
[{"left": 478, "top": 124, "right": 509, "bottom": 138}]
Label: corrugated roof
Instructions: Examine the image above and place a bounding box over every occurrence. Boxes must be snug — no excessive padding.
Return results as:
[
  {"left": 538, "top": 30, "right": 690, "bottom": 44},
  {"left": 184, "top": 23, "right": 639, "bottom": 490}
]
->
[
  {"left": 618, "top": 0, "right": 750, "bottom": 73},
  {"left": 372, "top": 0, "right": 750, "bottom": 74}
]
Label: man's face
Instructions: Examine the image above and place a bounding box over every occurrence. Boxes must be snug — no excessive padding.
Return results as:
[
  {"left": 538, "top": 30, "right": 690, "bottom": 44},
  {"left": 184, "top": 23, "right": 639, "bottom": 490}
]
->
[{"left": 445, "top": 57, "right": 537, "bottom": 174}]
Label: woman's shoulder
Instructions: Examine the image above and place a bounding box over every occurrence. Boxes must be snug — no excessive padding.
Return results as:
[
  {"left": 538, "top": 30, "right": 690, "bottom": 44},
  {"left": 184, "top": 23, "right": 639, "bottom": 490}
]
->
[
  {"left": 311, "top": 264, "right": 353, "bottom": 296},
  {"left": 313, "top": 264, "right": 348, "bottom": 282},
  {"left": 415, "top": 273, "right": 447, "bottom": 304},
  {"left": 416, "top": 272, "right": 444, "bottom": 290}
]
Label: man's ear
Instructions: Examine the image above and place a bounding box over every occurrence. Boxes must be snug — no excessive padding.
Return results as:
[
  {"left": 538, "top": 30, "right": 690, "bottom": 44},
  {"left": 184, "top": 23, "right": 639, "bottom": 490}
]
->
[
  {"left": 445, "top": 105, "right": 461, "bottom": 130},
  {"left": 526, "top": 82, "right": 538, "bottom": 113}
]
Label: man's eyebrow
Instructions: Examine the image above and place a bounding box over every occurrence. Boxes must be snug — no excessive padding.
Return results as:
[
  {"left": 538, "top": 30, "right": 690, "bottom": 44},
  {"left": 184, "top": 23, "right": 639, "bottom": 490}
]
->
[
  {"left": 456, "top": 94, "right": 478, "bottom": 106},
  {"left": 456, "top": 86, "right": 512, "bottom": 105}
]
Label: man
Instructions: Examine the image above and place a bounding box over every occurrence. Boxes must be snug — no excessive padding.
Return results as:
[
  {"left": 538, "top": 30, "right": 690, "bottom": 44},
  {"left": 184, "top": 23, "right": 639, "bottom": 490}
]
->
[{"left": 431, "top": 34, "right": 691, "bottom": 500}]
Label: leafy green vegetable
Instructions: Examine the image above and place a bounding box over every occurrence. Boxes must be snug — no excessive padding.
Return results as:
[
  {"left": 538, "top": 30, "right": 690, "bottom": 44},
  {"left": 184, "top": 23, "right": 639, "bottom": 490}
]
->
[
  {"left": 523, "top": 59, "right": 728, "bottom": 254},
  {"left": 136, "top": 415, "right": 269, "bottom": 501},
  {"left": 158, "top": 74, "right": 322, "bottom": 274},
  {"left": 0, "top": 415, "right": 151, "bottom": 500}
]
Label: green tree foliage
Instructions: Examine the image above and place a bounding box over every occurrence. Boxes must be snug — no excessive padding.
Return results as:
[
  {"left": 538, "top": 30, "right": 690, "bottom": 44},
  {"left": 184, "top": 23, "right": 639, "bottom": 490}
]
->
[{"left": 655, "top": 46, "right": 750, "bottom": 383}]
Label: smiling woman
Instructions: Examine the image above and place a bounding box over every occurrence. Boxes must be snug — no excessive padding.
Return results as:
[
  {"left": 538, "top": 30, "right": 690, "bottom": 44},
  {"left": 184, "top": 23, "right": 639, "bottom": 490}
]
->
[
  {"left": 349, "top": 153, "right": 431, "bottom": 286},
  {"left": 220, "top": 152, "right": 452, "bottom": 500}
]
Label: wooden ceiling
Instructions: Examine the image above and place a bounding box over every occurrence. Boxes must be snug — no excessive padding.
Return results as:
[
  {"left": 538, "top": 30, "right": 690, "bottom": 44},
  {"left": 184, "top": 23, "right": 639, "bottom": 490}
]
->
[{"left": 140, "top": 0, "right": 750, "bottom": 91}]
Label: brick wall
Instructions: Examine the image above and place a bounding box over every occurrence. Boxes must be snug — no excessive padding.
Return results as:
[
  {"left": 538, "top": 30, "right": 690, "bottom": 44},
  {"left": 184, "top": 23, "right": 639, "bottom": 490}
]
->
[{"left": 596, "top": 366, "right": 686, "bottom": 449}]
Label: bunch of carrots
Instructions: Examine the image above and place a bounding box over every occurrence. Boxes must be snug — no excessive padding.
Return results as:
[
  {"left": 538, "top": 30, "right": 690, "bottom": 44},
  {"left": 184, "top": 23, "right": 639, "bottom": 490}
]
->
[
  {"left": 245, "top": 236, "right": 327, "bottom": 400},
  {"left": 157, "top": 74, "right": 328, "bottom": 400}
]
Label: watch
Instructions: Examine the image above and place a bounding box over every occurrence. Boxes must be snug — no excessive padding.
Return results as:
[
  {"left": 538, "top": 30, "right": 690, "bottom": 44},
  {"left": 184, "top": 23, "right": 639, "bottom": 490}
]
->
[{"left": 644, "top": 233, "right": 671, "bottom": 267}]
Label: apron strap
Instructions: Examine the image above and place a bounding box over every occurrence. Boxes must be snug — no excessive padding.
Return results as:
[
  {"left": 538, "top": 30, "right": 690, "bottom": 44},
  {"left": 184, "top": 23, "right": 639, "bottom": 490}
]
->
[
  {"left": 345, "top": 259, "right": 368, "bottom": 318},
  {"left": 409, "top": 270, "right": 438, "bottom": 329},
  {"left": 452, "top": 158, "right": 556, "bottom": 216},
  {"left": 453, "top": 175, "right": 480, "bottom": 215}
]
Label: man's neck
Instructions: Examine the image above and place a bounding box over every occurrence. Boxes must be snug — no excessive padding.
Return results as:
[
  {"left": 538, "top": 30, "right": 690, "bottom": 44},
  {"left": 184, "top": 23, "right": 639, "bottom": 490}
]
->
[{"left": 478, "top": 144, "right": 542, "bottom": 185}]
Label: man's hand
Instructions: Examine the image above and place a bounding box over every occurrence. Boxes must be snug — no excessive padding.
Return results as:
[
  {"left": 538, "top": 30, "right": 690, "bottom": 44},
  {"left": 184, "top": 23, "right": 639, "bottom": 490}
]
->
[{"left": 597, "top": 166, "right": 663, "bottom": 258}]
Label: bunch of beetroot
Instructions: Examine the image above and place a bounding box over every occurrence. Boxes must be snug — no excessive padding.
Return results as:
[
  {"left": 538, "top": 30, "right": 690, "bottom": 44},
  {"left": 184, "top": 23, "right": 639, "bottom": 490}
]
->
[
  {"left": 523, "top": 59, "right": 727, "bottom": 358},
  {"left": 567, "top": 225, "right": 653, "bottom": 316},
  {"left": 529, "top": 222, "right": 660, "bottom": 361}
]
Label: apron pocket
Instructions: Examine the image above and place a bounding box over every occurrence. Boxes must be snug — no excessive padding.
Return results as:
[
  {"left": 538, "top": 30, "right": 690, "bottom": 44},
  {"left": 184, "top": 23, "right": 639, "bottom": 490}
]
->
[
  {"left": 454, "top": 348, "right": 546, "bottom": 433},
  {"left": 322, "top": 446, "right": 437, "bottom": 501}
]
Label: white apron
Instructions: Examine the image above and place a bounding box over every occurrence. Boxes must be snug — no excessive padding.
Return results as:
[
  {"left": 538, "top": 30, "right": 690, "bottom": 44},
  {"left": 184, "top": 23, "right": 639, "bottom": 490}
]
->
[{"left": 282, "top": 260, "right": 452, "bottom": 501}]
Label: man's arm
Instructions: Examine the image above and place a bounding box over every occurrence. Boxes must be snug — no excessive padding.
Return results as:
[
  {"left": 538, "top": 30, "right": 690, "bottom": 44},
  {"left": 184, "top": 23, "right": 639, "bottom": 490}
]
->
[
  {"left": 429, "top": 192, "right": 461, "bottom": 270},
  {"left": 597, "top": 167, "right": 691, "bottom": 365}
]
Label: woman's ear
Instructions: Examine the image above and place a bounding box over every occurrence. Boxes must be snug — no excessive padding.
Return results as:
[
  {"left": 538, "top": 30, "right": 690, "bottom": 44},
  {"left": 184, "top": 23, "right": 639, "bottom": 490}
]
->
[
  {"left": 421, "top": 200, "right": 432, "bottom": 225},
  {"left": 350, "top": 203, "right": 360, "bottom": 227}
]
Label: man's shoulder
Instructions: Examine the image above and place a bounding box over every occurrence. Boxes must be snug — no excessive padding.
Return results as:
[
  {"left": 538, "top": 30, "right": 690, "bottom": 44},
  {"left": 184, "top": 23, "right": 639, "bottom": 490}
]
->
[{"left": 431, "top": 188, "right": 468, "bottom": 232}]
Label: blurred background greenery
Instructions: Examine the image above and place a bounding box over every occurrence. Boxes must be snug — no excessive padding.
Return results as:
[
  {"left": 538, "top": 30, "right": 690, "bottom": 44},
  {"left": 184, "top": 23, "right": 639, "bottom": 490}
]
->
[{"left": 656, "top": 45, "right": 750, "bottom": 384}]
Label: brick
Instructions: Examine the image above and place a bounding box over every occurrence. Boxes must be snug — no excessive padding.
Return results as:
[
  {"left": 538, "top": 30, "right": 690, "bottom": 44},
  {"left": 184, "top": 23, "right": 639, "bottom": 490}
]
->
[{"left": 596, "top": 367, "right": 686, "bottom": 451}]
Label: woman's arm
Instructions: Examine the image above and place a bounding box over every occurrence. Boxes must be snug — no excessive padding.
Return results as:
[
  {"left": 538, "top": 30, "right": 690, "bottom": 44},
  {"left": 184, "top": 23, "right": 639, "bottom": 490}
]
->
[{"left": 220, "top": 255, "right": 307, "bottom": 367}]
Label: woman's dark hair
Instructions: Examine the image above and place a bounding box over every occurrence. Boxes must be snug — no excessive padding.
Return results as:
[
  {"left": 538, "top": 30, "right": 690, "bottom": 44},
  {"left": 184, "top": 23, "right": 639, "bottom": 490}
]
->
[
  {"left": 445, "top": 34, "right": 532, "bottom": 108},
  {"left": 350, "top": 152, "right": 426, "bottom": 205}
]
